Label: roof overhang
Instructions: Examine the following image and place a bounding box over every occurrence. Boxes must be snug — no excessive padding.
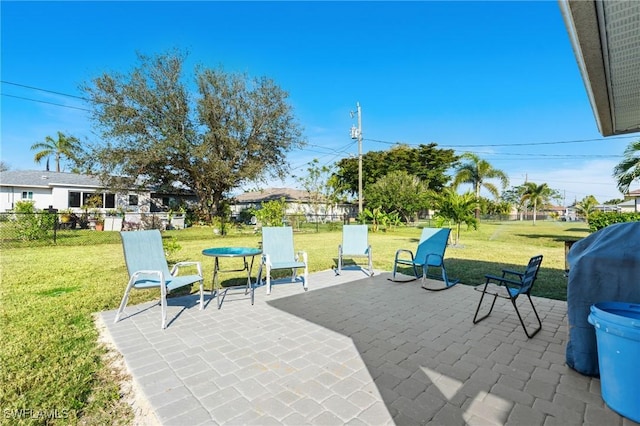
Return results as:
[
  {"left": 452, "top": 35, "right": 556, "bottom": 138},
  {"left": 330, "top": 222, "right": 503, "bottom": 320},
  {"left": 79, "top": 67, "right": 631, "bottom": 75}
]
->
[{"left": 559, "top": 0, "right": 640, "bottom": 136}]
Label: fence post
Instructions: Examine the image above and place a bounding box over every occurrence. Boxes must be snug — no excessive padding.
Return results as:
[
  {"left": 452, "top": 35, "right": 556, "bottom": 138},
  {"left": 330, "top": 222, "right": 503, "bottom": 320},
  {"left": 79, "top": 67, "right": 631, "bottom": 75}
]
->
[{"left": 47, "top": 205, "right": 58, "bottom": 244}]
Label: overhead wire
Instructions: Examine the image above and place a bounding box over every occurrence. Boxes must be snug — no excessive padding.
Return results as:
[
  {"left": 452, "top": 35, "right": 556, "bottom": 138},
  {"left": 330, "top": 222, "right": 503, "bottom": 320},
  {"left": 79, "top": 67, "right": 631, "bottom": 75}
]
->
[{"left": 2, "top": 80, "right": 632, "bottom": 196}]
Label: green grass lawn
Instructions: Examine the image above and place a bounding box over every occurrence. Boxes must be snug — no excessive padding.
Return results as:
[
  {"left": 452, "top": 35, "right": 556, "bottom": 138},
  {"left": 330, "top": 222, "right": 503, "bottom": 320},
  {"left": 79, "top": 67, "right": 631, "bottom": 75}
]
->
[{"left": 0, "top": 220, "right": 589, "bottom": 424}]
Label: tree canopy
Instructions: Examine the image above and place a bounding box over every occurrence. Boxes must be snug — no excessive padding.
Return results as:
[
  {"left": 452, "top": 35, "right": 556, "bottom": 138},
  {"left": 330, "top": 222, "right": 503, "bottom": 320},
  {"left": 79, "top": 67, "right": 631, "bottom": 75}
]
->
[
  {"left": 613, "top": 139, "right": 640, "bottom": 194},
  {"left": 520, "top": 182, "right": 559, "bottom": 225},
  {"left": 80, "top": 50, "right": 305, "bottom": 219},
  {"left": 364, "top": 170, "right": 430, "bottom": 223},
  {"left": 432, "top": 187, "right": 478, "bottom": 245},
  {"left": 31, "top": 131, "right": 81, "bottom": 172},
  {"left": 332, "top": 144, "right": 458, "bottom": 199},
  {"left": 452, "top": 152, "right": 508, "bottom": 218},
  {"left": 575, "top": 195, "right": 599, "bottom": 221}
]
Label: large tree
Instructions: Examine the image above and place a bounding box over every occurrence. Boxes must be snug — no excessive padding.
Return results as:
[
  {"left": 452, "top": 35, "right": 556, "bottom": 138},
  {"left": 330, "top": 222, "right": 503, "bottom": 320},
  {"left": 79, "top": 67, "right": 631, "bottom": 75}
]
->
[
  {"left": 31, "top": 131, "right": 81, "bottom": 172},
  {"left": 613, "top": 139, "right": 640, "bottom": 194},
  {"left": 81, "top": 50, "right": 305, "bottom": 220},
  {"left": 452, "top": 152, "right": 509, "bottom": 218},
  {"left": 333, "top": 144, "right": 458, "bottom": 199}
]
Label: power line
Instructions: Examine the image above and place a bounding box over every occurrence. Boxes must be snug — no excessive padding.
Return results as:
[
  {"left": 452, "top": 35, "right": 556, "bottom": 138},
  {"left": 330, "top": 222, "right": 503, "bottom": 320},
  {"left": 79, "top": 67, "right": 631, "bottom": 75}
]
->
[
  {"left": 364, "top": 135, "right": 637, "bottom": 148},
  {"left": 1, "top": 93, "right": 92, "bottom": 112},
  {"left": 1, "top": 80, "right": 91, "bottom": 102}
]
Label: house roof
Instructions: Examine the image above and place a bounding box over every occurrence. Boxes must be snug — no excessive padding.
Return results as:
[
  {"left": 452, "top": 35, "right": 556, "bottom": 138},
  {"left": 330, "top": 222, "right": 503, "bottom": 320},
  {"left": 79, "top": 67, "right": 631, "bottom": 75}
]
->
[
  {"left": 0, "top": 170, "right": 104, "bottom": 188},
  {"left": 627, "top": 188, "right": 640, "bottom": 197},
  {"left": 559, "top": 0, "right": 640, "bottom": 136},
  {"left": 234, "top": 188, "right": 312, "bottom": 203}
]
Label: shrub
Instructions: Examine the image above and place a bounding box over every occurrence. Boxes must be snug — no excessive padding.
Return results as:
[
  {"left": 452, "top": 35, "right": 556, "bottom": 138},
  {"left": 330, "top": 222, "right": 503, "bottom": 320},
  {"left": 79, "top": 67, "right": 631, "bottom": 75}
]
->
[
  {"left": 12, "top": 201, "right": 54, "bottom": 241},
  {"left": 254, "top": 198, "right": 287, "bottom": 227},
  {"left": 587, "top": 211, "right": 640, "bottom": 232}
]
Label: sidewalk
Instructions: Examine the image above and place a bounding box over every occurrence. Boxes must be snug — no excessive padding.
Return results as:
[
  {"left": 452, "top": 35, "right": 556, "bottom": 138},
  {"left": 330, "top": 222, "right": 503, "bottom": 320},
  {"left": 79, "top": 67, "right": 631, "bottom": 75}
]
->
[{"left": 97, "top": 269, "right": 635, "bottom": 425}]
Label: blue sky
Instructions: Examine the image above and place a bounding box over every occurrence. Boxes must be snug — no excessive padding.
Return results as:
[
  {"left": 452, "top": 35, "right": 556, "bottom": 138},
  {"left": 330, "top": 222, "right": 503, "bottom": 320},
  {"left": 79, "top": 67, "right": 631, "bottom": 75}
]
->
[{"left": 2, "top": 1, "right": 638, "bottom": 203}]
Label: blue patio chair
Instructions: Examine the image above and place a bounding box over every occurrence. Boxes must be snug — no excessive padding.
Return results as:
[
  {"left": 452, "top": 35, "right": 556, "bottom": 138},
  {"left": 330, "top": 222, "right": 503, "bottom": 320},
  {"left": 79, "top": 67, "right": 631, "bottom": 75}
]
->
[
  {"left": 337, "top": 224, "right": 373, "bottom": 276},
  {"left": 257, "top": 226, "right": 308, "bottom": 295},
  {"left": 115, "top": 229, "right": 204, "bottom": 329},
  {"left": 472, "top": 255, "right": 544, "bottom": 338},
  {"left": 391, "top": 227, "right": 459, "bottom": 290}
]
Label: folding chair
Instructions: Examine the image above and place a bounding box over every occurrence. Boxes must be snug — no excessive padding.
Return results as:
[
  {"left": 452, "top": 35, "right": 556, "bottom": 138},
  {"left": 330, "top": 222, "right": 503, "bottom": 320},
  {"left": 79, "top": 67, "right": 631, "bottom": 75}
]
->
[
  {"left": 391, "top": 227, "right": 459, "bottom": 290},
  {"left": 256, "top": 226, "right": 308, "bottom": 295},
  {"left": 472, "top": 255, "right": 544, "bottom": 338},
  {"left": 115, "top": 229, "right": 204, "bottom": 329},
  {"left": 337, "top": 224, "right": 373, "bottom": 276}
]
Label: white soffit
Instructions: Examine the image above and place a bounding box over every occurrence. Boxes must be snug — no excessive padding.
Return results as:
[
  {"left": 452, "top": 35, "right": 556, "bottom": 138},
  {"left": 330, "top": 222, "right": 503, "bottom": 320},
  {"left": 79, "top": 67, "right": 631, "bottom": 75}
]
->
[{"left": 559, "top": 0, "right": 640, "bottom": 136}]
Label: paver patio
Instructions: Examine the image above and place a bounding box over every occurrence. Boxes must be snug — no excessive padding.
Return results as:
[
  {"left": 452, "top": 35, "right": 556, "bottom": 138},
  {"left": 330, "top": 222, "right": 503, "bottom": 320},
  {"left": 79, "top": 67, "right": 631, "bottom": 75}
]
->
[{"left": 97, "top": 269, "right": 637, "bottom": 425}]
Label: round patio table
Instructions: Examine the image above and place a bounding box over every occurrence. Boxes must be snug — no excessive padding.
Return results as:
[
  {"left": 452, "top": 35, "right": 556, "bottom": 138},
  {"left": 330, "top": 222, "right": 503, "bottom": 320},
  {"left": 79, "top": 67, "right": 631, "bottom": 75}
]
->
[{"left": 202, "top": 247, "right": 262, "bottom": 308}]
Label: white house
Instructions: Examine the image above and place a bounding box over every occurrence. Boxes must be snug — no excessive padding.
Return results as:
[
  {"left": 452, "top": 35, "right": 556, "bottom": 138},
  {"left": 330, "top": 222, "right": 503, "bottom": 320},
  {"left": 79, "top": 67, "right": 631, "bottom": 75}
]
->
[
  {"left": 231, "top": 187, "right": 355, "bottom": 223},
  {"left": 0, "top": 170, "right": 164, "bottom": 214},
  {"left": 620, "top": 189, "right": 640, "bottom": 213}
]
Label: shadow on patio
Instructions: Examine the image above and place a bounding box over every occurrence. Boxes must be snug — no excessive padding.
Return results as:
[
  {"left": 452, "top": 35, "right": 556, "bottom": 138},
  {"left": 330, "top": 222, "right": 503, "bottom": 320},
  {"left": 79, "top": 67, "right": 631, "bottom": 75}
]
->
[{"left": 266, "top": 272, "right": 621, "bottom": 425}]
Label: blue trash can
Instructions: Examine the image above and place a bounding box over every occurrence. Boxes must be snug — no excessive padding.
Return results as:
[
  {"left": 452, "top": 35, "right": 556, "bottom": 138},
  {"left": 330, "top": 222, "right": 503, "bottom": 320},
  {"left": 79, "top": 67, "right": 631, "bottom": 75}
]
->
[{"left": 588, "top": 302, "right": 640, "bottom": 422}]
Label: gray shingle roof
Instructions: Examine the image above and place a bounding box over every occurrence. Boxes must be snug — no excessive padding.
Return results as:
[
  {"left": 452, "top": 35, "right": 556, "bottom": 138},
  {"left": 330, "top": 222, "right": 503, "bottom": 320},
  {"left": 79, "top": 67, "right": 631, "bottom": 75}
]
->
[
  {"left": 0, "top": 170, "right": 104, "bottom": 188},
  {"left": 234, "top": 187, "right": 311, "bottom": 203}
]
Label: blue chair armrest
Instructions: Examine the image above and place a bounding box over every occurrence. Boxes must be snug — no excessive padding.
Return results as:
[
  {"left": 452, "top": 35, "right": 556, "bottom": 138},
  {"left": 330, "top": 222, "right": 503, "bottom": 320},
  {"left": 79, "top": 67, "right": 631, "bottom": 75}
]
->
[
  {"left": 485, "top": 274, "right": 524, "bottom": 288},
  {"left": 394, "top": 249, "right": 415, "bottom": 264}
]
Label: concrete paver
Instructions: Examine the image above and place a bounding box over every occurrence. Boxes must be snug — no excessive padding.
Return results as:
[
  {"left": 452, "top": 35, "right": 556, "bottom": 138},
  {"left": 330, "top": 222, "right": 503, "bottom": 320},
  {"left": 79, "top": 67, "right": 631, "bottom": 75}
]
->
[{"left": 98, "top": 269, "right": 638, "bottom": 425}]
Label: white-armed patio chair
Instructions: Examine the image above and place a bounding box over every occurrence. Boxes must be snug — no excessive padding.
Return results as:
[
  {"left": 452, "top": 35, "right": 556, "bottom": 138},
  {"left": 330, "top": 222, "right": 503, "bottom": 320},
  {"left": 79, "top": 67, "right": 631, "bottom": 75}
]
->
[
  {"left": 337, "top": 224, "right": 373, "bottom": 276},
  {"left": 115, "top": 229, "right": 204, "bottom": 329},
  {"left": 257, "top": 226, "right": 308, "bottom": 295}
]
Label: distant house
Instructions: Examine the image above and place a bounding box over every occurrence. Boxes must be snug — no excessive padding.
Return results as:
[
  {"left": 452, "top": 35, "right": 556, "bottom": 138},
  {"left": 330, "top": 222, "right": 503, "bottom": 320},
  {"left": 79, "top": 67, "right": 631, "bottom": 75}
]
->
[
  {"left": 0, "top": 170, "right": 196, "bottom": 214},
  {"left": 621, "top": 188, "right": 640, "bottom": 213},
  {"left": 231, "top": 187, "right": 355, "bottom": 223}
]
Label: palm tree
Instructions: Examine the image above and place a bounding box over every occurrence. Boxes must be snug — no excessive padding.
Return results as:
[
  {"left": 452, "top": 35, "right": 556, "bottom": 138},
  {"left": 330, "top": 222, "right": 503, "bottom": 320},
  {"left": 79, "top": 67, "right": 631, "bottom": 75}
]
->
[
  {"left": 31, "top": 131, "right": 81, "bottom": 172},
  {"left": 432, "top": 187, "right": 478, "bottom": 245},
  {"left": 613, "top": 139, "right": 640, "bottom": 194},
  {"left": 520, "top": 182, "right": 554, "bottom": 225},
  {"left": 575, "top": 195, "right": 599, "bottom": 222},
  {"left": 453, "top": 153, "right": 509, "bottom": 218}
]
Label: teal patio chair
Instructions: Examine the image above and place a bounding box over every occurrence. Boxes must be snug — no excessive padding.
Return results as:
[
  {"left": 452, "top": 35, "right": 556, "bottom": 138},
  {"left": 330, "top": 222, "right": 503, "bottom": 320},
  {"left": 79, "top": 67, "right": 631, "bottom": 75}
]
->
[
  {"left": 472, "top": 255, "right": 543, "bottom": 338},
  {"left": 257, "top": 226, "right": 308, "bottom": 295},
  {"left": 115, "top": 229, "right": 204, "bottom": 329},
  {"left": 391, "top": 227, "right": 459, "bottom": 290},
  {"left": 337, "top": 224, "right": 373, "bottom": 276}
]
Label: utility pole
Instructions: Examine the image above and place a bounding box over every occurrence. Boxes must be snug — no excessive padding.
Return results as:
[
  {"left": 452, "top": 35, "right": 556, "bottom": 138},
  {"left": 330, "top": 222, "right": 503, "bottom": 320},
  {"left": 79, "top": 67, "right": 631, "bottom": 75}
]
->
[{"left": 350, "top": 102, "right": 363, "bottom": 214}]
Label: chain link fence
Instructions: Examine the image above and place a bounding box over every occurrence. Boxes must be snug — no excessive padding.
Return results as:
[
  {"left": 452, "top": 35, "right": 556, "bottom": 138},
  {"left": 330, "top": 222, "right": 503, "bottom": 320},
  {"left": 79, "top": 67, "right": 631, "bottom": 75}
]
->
[{"left": 0, "top": 212, "right": 185, "bottom": 249}]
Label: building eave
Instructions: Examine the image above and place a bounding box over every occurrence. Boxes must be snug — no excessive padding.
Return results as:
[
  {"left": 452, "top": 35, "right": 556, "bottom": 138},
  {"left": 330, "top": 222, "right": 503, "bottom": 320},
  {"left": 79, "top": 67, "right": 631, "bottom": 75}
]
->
[{"left": 559, "top": 0, "right": 640, "bottom": 136}]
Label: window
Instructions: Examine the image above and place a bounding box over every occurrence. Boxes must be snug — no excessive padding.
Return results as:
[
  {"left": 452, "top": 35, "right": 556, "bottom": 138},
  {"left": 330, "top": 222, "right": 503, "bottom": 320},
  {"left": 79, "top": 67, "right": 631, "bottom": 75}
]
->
[
  {"left": 82, "top": 193, "right": 93, "bottom": 207},
  {"left": 69, "top": 192, "right": 81, "bottom": 208},
  {"left": 104, "top": 193, "right": 116, "bottom": 209},
  {"left": 128, "top": 195, "right": 138, "bottom": 206},
  {"left": 21, "top": 191, "right": 33, "bottom": 200}
]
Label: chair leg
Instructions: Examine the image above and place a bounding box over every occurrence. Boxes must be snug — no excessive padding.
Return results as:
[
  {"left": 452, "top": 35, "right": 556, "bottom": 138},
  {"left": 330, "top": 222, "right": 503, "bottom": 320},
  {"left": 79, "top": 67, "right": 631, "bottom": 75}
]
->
[
  {"left": 412, "top": 263, "right": 420, "bottom": 279},
  {"left": 114, "top": 282, "right": 134, "bottom": 323},
  {"left": 160, "top": 285, "right": 168, "bottom": 330},
  {"left": 337, "top": 248, "right": 342, "bottom": 275},
  {"left": 472, "top": 287, "right": 498, "bottom": 324},
  {"left": 440, "top": 266, "right": 459, "bottom": 288},
  {"left": 512, "top": 295, "right": 542, "bottom": 338},
  {"left": 303, "top": 265, "right": 308, "bottom": 290},
  {"left": 368, "top": 253, "right": 373, "bottom": 276},
  {"left": 198, "top": 279, "right": 204, "bottom": 311},
  {"left": 266, "top": 265, "right": 272, "bottom": 295}
]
